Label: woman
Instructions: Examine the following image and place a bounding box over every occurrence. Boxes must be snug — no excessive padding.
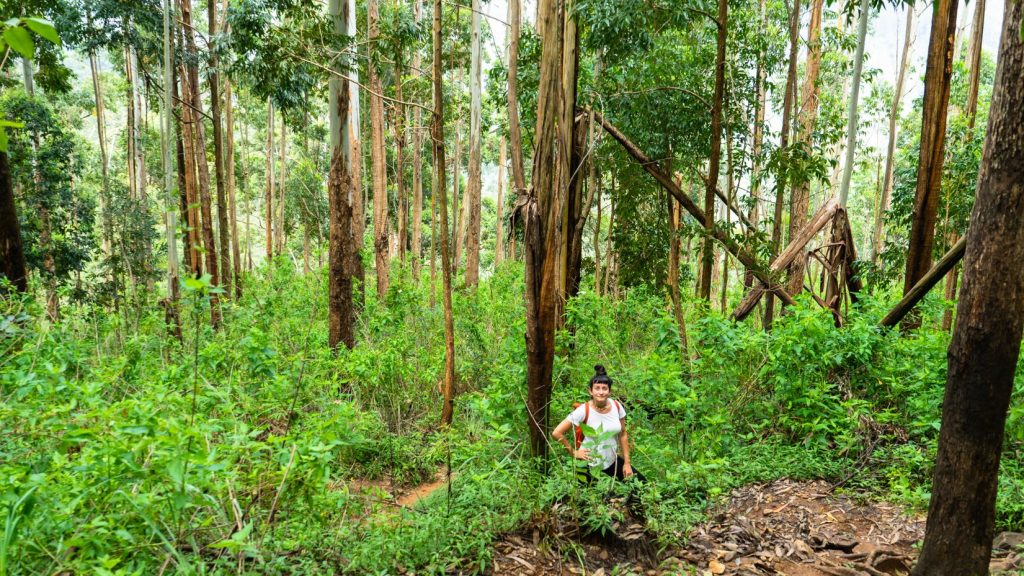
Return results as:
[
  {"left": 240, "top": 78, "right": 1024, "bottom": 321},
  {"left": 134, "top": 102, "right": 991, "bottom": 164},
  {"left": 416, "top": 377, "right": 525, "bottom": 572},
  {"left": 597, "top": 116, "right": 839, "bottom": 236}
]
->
[{"left": 551, "top": 365, "right": 645, "bottom": 482}]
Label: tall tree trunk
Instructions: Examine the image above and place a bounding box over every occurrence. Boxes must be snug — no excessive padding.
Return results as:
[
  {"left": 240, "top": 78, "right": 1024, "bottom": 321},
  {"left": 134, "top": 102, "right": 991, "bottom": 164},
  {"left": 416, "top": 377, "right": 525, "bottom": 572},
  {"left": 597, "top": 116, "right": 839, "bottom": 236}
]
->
[
  {"left": 593, "top": 178, "right": 602, "bottom": 295},
  {"left": 162, "top": 0, "right": 180, "bottom": 306},
  {"left": 766, "top": 0, "right": 800, "bottom": 327},
  {"left": 129, "top": 43, "right": 147, "bottom": 206},
  {"left": 277, "top": 116, "right": 287, "bottom": 256},
  {"left": 603, "top": 193, "right": 615, "bottom": 297},
  {"left": 872, "top": 7, "right": 915, "bottom": 263},
  {"left": 395, "top": 1, "right": 408, "bottom": 266},
  {"left": 902, "top": 0, "right": 959, "bottom": 329},
  {"left": 785, "top": 0, "right": 823, "bottom": 296},
  {"left": 465, "top": 0, "right": 483, "bottom": 287},
  {"left": 746, "top": 0, "right": 767, "bottom": 290},
  {"left": 348, "top": 0, "right": 365, "bottom": 305},
  {"left": 411, "top": 0, "right": 424, "bottom": 280},
  {"left": 433, "top": 0, "right": 457, "bottom": 427},
  {"left": 328, "top": 0, "right": 356, "bottom": 350},
  {"left": 524, "top": 0, "right": 572, "bottom": 459},
  {"left": 369, "top": 0, "right": 390, "bottom": 298},
  {"left": 88, "top": 44, "right": 112, "bottom": 257},
  {"left": 0, "top": 152, "right": 27, "bottom": 293},
  {"left": 209, "top": 0, "right": 232, "bottom": 298},
  {"left": 176, "top": 56, "right": 201, "bottom": 277},
  {"left": 495, "top": 137, "right": 506, "bottom": 267},
  {"left": 265, "top": 99, "right": 275, "bottom": 262},
  {"left": 183, "top": 0, "right": 221, "bottom": 325},
  {"left": 838, "top": 0, "right": 871, "bottom": 207},
  {"left": 507, "top": 0, "right": 527, "bottom": 197},
  {"left": 222, "top": 0, "right": 241, "bottom": 298},
  {"left": 699, "top": 0, "right": 728, "bottom": 301},
  {"left": 912, "top": 3, "right": 1024, "bottom": 570},
  {"left": 453, "top": 99, "right": 463, "bottom": 270}
]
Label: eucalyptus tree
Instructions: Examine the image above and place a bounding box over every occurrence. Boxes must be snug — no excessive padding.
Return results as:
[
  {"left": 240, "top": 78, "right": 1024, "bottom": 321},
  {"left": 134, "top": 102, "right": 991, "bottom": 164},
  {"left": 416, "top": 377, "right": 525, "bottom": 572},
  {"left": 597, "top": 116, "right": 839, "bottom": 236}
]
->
[
  {"left": 912, "top": 2, "right": 1024, "bottom": 570},
  {"left": 368, "top": 0, "right": 390, "bottom": 297},
  {"left": 464, "top": 0, "right": 483, "bottom": 287},
  {"left": 901, "top": 0, "right": 960, "bottom": 329},
  {"left": 328, "top": 0, "right": 355, "bottom": 350}
]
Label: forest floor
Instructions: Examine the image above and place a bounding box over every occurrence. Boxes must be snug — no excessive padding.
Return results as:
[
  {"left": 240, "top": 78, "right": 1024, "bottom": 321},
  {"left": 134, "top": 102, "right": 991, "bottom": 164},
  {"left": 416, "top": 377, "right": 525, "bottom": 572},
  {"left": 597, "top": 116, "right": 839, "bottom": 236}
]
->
[{"left": 482, "top": 478, "right": 1024, "bottom": 576}]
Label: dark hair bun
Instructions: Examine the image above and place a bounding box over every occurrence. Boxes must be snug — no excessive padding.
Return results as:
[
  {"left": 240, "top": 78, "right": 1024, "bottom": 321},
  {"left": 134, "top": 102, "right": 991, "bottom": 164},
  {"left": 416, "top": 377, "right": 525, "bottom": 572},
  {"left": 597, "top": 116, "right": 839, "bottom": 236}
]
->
[{"left": 594, "top": 364, "right": 607, "bottom": 376}]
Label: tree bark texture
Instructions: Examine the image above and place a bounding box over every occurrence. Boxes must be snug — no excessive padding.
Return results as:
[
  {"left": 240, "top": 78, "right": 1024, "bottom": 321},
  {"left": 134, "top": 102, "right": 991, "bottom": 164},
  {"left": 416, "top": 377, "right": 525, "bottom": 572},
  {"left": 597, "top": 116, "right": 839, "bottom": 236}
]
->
[
  {"left": 912, "top": 3, "right": 1024, "bottom": 570},
  {"left": 182, "top": 0, "right": 221, "bottom": 325},
  {"left": 328, "top": 0, "right": 356, "bottom": 351},
  {"left": 524, "top": 0, "right": 568, "bottom": 459},
  {"left": 433, "top": 0, "right": 457, "bottom": 427},
  {"left": 700, "top": 0, "right": 728, "bottom": 301},
  {"left": 786, "top": 0, "right": 823, "bottom": 296},
  {"left": 265, "top": 99, "right": 275, "bottom": 262},
  {"left": 465, "top": 0, "right": 483, "bottom": 287},
  {"left": 411, "top": 0, "right": 424, "bottom": 280},
  {"left": 495, "top": 137, "right": 506, "bottom": 267},
  {"left": 209, "top": 0, "right": 232, "bottom": 298},
  {"left": 369, "top": 0, "right": 389, "bottom": 298},
  {"left": 902, "top": 0, "right": 959, "bottom": 329},
  {"left": 348, "top": 0, "right": 365, "bottom": 303},
  {"left": 507, "top": 0, "right": 527, "bottom": 197}
]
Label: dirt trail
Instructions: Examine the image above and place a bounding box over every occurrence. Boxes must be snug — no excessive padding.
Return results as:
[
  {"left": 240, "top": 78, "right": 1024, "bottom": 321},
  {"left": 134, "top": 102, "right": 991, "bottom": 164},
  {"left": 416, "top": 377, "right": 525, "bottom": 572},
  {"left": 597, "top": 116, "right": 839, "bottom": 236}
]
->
[{"left": 487, "top": 479, "right": 1024, "bottom": 575}]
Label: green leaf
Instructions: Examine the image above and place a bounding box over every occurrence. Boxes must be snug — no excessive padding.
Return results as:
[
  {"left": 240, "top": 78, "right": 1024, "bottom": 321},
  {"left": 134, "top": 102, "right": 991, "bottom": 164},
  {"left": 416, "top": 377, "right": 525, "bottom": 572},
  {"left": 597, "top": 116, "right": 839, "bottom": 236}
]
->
[
  {"left": 24, "top": 18, "right": 60, "bottom": 45},
  {"left": 3, "top": 26, "right": 33, "bottom": 59},
  {"left": 0, "top": 128, "right": 7, "bottom": 153},
  {"left": 0, "top": 120, "right": 24, "bottom": 128}
]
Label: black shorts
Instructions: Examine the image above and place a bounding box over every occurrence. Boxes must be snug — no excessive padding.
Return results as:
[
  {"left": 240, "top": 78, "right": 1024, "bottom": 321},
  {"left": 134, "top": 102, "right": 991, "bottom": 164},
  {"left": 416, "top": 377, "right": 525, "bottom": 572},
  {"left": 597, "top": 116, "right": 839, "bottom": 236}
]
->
[{"left": 582, "top": 456, "right": 646, "bottom": 483}]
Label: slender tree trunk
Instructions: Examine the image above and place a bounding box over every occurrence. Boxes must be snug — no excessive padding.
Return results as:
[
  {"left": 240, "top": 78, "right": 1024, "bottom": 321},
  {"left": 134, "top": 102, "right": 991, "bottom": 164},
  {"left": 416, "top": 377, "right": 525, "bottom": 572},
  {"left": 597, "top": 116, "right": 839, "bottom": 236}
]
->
[
  {"left": 348, "top": 0, "right": 365, "bottom": 305},
  {"left": 838, "top": 0, "right": 872, "bottom": 207},
  {"left": 746, "top": 0, "right": 767, "bottom": 290},
  {"left": 265, "top": 99, "right": 275, "bottom": 262},
  {"left": 593, "top": 179, "right": 602, "bottom": 295},
  {"left": 125, "top": 43, "right": 138, "bottom": 201},
  {"left": 395, "top": 2, "right": 408, "bottom": 266},
  {"left": 603, "top": 193, "right": 615, "bottom": 297},
  {"left": 913, "top": 4, "right": 1024, "bottom": 570},
  {"left": 465, "top": 0, "right": 483, "bottom": 287},
  {"left": 0, "top": 152, "right": 27, "bottom": 293},
  {"left": 129, "top": 43, "right": 147, "bottom": 207},
  {"left": 786, "top": 0, "right": 823, "bottom": 296},
  {"left": 176, "top": 55, "right": 201, "bottom": 277},
  {"left": 903, "top": 0, "right": 959, "bottom": 330},
  {"left": 277, "top": 116, "right": 287, "bottom": 256},
  {"left": 668, "top": 180, "right": 690, "bottom": 362},
  {"left": 411, "top": 0, "right": 424, "bottom": 280},
  {"left": 453, "top": 100, "right": 464, "bottom": 269},
  {"left": 699, "top": 0, "right": 728, "bottom": 301},
  {"left": 328, "top": 0, "right": 355, "bottom": 350},
  {"left": 183, "top": 0, "right": 220, "bottom": 325},
  {"left": 369, "top": 0, "right": 390, "bottom": 297},
  {"left": 221, "top": 0, "right": 241, "bottom": 298},
  {"left": 209, "top": 0, "right": 232, "bottom": 298},
  {"left": 162, "top": 0, "right": 180, "bottom": 307},
  {"left": 872, "top": 7, "right": 915, "bottom": 263},
  {"left": 433, "top": 0, "right": 457, "bottom": 427},
  {"left": 496, "top": 137, "right": 506, "bottom": 266},
  {"left": 766, "top": 0, "right": 800, "bottom": 327},
  {"left": 88, "top": 44, "right": 112, "bottom": 257},
  {"left": 507, "top": 0, "right": 527, "bottom": 197}
]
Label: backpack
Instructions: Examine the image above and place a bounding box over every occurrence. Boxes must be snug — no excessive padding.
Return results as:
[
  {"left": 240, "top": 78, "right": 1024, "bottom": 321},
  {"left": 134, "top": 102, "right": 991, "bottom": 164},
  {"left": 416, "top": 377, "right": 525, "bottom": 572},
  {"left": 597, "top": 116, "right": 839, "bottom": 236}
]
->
[{"left": 573, "top": 400, "right": 622, "bottom": 449}]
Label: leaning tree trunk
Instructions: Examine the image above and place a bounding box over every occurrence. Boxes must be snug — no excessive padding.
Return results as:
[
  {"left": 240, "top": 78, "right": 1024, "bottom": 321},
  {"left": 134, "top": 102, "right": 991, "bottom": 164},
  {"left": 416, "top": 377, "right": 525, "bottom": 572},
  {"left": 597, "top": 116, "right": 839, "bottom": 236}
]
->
[
  {"left": 872, "top": 6, "right": 915, "bottom": 263},
  {"left": 766, "top": 0, "right": 800, "bottom": 327},
  {"left": 699, "top": 0, "right": 727, "bottom": 301},
  {"left": 912, "top": 3, "right": 1024, "bottom": 571},
  {"left": 464, "top": 0, "right": 483, "bottom": 287},
  {"left": 369, "top": 0, "right": 390, "bottom": 298},
  {"left": 433, "top": 0, "right": 457, "bottom": 427},
  {"left": 786, "top": 0, "right": 823, "bottom": 296},
  {"left": 902, "top": 0, "right": 958, "bottom": 329},
  {"left": 328, "top": 0, "right": 356, "bottom": 351}
]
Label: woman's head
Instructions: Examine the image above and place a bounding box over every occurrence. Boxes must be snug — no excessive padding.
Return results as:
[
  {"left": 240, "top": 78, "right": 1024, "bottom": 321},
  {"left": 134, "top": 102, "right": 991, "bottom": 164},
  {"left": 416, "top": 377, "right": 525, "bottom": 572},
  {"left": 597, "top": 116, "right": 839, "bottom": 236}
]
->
[{"left": 589, "top": 364, "right": 612, "bottom": 390}]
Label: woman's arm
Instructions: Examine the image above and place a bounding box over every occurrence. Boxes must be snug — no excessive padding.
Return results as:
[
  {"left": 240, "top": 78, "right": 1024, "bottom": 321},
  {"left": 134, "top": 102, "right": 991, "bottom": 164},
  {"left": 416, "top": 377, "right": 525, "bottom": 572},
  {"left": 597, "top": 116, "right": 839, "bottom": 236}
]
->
[
  {"left": 552, "top": 418, "right": 589, "bottom": 460},
  {"left": 619, "top": 419, "right": 634, "bottom": 477}
]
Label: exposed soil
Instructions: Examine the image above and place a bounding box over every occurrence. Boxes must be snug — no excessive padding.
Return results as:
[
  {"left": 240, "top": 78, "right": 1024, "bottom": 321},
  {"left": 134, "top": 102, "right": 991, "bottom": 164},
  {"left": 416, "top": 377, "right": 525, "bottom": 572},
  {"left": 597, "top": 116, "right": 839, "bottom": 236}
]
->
[{"left": 486, "top": 479, "right": 1024, "bottom": 575}]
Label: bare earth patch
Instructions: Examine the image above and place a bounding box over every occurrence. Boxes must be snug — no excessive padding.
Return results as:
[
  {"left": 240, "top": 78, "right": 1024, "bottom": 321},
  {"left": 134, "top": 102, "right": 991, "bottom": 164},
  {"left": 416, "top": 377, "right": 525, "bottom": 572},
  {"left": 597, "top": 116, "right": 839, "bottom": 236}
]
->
[{"left": 487, "top": 479, "right": 1024, "bottom": 575}]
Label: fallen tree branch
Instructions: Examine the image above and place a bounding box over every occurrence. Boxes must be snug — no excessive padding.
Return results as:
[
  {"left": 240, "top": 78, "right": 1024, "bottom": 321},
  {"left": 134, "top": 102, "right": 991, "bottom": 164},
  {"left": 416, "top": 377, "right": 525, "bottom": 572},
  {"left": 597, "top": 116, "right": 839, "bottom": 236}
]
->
[
  {"left": 592, "top": 109, "right": 796, "bottom": 307},
  {"left": 879, "top": 235, "right": 967, "bottom": 327}
]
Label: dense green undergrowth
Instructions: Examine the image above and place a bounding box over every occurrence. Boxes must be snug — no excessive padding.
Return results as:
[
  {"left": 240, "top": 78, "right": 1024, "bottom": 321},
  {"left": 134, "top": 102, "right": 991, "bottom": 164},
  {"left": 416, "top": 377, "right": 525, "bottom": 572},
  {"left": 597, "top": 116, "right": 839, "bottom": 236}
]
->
[{"left": 2, "top": 263, "right": 1023, "bottom": 574}]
